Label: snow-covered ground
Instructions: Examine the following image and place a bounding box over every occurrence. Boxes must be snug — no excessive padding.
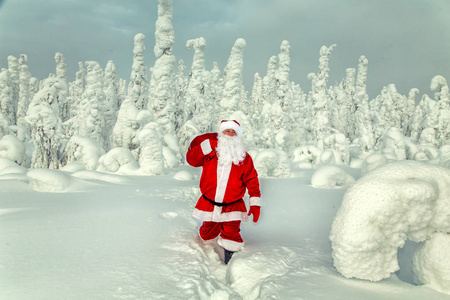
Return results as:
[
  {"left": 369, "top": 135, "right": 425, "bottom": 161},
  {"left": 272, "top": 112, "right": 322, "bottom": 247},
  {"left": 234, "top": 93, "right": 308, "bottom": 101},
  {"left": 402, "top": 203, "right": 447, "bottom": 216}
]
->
[{"left": 1, "top": 164, "right": 449, "bottom": 300}]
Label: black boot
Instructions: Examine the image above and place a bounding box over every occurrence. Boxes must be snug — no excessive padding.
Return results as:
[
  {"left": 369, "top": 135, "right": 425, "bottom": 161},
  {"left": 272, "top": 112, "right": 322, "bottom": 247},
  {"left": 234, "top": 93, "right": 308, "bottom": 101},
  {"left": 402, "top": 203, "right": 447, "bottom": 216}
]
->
[{"left": 223, "top": 248, "right": 234, "bottom": 264}]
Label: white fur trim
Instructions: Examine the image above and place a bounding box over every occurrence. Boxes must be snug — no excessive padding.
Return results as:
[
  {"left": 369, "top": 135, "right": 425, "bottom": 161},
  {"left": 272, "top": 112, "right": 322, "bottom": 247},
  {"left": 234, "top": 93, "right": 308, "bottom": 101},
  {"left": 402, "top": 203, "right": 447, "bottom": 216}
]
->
[
  {"left": 249, "top": 197, "right": 261, "bottom": 206},
  {"left": 193, "top": 209, "right": 249, "bottom": 222},
  {"left": 200, "top": 139, "right": 213, "bottom": 155},
  {"left": 218, "top": 236, "right": 244, "bottom": 252},
  {"left": 215, "top": 163, "right": 232, "bottom": 204},
  {"left": 219, "top": 121, "right": 242, "bottom": 136}
]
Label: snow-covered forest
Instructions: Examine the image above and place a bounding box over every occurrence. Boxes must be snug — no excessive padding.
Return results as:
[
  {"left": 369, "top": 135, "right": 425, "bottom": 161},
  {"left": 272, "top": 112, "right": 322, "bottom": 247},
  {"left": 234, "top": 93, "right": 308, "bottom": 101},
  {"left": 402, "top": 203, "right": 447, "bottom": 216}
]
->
[{"left": 1, "top": 0, "right": 449, "bottom": 175}]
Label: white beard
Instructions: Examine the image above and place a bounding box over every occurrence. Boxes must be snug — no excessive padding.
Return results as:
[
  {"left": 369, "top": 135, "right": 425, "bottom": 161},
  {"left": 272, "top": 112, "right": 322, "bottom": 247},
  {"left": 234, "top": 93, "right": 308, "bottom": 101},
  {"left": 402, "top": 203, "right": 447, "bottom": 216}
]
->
[{"left": 217, "top": 134, "right": 247, "bottom": 165}]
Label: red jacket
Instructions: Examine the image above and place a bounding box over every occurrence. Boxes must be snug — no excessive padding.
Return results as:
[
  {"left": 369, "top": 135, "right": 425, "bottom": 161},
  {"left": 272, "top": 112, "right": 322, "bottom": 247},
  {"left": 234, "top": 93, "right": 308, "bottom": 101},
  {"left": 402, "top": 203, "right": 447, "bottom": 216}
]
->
[{"left": 187, "top": 133, "right": 261, "bottom": 222}]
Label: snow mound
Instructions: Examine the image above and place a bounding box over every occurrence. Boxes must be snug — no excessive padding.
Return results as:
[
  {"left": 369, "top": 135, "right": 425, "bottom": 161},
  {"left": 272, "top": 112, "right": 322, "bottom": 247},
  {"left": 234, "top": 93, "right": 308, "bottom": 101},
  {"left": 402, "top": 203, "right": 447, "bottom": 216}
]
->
[
  {"left": 412, "top": 233, "right": 450, "bottom": 295},
  {"left": 173, "top": 170, "right": 194, "bottom": 181},
  {"left": 0, "top": 135, "right": 28, "bottom": 166},
  {"left": 311, "top": 165, "right": 355, "bottom": 189},
  {"left": 71, "top": 170, "right": 133, "bottom": 184},
  {"left": 330, "top": 161, "right": 450, "bottom": 282},
  {"left": 27, "top": 169, "right": 72, "bottom": 192},
  {"left": 0, "top": 157, "right": 20, "bottom": 172}
]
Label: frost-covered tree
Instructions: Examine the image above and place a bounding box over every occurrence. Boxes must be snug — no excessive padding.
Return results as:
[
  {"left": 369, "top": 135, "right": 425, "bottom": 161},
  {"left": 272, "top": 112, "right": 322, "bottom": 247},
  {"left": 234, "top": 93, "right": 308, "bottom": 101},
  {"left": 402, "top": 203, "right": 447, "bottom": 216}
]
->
[
  {"left": 111, "top": 97, "right": 140, "bottom": 152},
  {"left": 0, "top": 68, "right": 14, "bottom": 127},
  {"left": 16, "top": 55, "right": 32, "bottom": 130},
  {"left": 173, "top": 59, "right": 188, "bottom": 132},
  {"left": 78, "top": 61, "right": 108, "bottom": 150},
  {"left": 54, "top": 53, "right": 69, "bottom": 122},
  {"left": 209, "top": 62, "right": 224, "bottom": 122},
  {"left": 7, "top": 55, "right": 19, "bottom": 124},
  {"left": 65, "top": 62, "right": 85, "bottom": 138},
  {"left": 353, "top": 55, "right": 374, "bottom": 155},
  {"left": 137, "top": 122, "right": 164, "bottom": 175},
  {"left": 258, "top": 56, "right": 278, "bottom": 148},
  {"left": 128, "top": 33, "right": 149, "bottom": 110},
  {"left": 149, "top": 0, "right": 176, "bottom": 133},
  {"left": 431, "top": 75, "right": 450, "bottom": 146},
  {"left": 185, "top": 37, "right": 212, "bottom": 133},
  {"left": 250, "top": 73, "right": 263, "bottom": 130},
  {"left": 220, "top": 38, "right": 247, "bottom": 119},
  {"left": 25, "top": 77, "right": 63, "bottom": 169},
  {"left": 103, "top": 60, "right": 120, "bottom": 145},
  {"left": 307, "top": 44, "right": 336, "bottom": 141}
]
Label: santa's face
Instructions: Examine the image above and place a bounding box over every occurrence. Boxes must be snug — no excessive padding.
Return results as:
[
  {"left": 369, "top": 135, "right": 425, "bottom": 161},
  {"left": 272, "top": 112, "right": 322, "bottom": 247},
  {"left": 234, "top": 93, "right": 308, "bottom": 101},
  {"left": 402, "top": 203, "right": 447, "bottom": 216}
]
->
[
  {"left": 217, "top": 132, "right": 246, "bottom": 165},
  {"left": 222, "top": 129, "right": 237, "bottom": 136}
]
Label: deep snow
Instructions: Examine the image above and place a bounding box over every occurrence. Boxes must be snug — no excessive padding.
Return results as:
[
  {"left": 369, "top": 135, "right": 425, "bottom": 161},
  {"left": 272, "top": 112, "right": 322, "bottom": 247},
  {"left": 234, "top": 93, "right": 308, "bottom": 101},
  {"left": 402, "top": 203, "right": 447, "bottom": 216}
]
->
[{"left": 1, "top": 164, "right": 449, "bottom": 300}]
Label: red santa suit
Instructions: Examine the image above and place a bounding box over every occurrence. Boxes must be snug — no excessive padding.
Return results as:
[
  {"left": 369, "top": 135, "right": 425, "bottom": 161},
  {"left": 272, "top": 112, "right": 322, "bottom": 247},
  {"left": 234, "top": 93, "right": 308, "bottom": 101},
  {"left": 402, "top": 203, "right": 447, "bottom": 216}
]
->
[{"left": 186, "top": 132, "right": 261, "bottom": 252}]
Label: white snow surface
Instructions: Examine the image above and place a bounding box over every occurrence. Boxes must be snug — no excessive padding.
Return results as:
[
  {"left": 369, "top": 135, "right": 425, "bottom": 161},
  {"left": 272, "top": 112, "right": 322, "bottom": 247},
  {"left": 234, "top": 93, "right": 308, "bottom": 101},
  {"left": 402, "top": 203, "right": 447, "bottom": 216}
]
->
[{"left": 1, "top": 162, "right": 450, "bottom": 299}]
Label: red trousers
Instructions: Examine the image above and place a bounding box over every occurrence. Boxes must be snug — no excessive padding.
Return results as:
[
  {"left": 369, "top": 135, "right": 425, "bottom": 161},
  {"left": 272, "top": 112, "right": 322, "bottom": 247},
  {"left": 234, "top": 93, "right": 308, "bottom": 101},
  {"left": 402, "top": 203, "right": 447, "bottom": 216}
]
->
[{"left": 199, "top": 221, "right": 244, "bottom": 252}]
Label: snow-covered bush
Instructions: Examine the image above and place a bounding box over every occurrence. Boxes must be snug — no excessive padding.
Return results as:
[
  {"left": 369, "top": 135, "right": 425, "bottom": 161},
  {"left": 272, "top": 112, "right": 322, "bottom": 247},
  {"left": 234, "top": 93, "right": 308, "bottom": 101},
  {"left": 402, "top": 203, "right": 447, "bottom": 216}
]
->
[
  {"left": 311, "top": 165, "right": 355, "bottom": 189},
  {"left": 253, "top": 149, "right": 290, "bottom": 178},
  {"left": 137, "top": 122, "right": 164, "bottom": 175},
  {"left": 412, "top": 232, "right": 450, "bottom": 295},
  {"left": 379, "top": 127, "right": 406, "bottom": 160},
  {"left": 97, "top": 147, "right": 139, "bottom": 174},
  {"left": 437, "top": 144, "right": 450, "bottom": 168},
  {"left": 330, "top": 161, "right": 450, "bottom": 281},
  {"left": 361, "top": 153, "right": 389, "bottom": 175},
  {"left": 61, "top": 135, "right": 106, "bottom": 170},
  {"left": 0, "top": 134, "right": 28, "bottom": 166},
  {"left": 293, "top": 145, "right": 322, "bottom": 166}
]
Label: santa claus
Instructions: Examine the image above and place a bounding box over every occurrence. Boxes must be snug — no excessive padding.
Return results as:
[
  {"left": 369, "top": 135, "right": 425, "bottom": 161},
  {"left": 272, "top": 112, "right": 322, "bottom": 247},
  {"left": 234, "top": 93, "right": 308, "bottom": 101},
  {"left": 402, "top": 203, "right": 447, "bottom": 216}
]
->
[{"left": 186, "top": 120, "right": 261, "bottom": 264}]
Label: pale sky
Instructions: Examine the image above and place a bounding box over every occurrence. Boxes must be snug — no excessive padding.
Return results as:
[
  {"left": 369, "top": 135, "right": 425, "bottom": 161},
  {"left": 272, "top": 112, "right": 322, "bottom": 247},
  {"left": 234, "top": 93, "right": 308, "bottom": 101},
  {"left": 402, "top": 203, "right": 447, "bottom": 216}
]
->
[{"left": 1, "top": 0, "right": 449, "bottom": 100}]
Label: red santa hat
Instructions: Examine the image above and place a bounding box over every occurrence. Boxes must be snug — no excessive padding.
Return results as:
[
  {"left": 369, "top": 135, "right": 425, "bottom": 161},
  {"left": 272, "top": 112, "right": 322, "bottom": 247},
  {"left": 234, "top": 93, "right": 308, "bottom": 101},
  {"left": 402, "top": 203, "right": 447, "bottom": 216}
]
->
[{"left": 219, "top": 120, "right": 242, "bottom": 136}]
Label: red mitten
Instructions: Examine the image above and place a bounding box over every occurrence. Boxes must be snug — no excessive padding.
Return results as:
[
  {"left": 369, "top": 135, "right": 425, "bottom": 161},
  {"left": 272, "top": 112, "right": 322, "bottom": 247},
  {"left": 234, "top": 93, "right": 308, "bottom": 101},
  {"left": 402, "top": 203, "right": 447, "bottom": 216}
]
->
[
  {"left": 247, "top": 206, "right": 261, "bottom": 223},
  {"left": 210, "top": 139, "right": 218, "bottom": 150}
]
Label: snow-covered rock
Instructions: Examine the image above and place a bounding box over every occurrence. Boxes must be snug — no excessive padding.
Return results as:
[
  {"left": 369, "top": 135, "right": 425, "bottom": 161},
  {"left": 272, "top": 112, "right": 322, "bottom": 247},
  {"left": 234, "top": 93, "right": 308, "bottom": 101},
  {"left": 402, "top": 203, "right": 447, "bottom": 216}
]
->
[{"left": 330, "top": 161, "right": 450, "bottom": 282}]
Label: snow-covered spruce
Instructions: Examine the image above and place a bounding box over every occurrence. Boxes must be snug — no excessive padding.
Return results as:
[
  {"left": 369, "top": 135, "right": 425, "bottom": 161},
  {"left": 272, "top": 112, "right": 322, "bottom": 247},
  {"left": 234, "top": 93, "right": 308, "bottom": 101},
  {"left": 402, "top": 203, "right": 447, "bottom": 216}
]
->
[{"left": 330, "top": 160, "right": 450, "bottom": 281}]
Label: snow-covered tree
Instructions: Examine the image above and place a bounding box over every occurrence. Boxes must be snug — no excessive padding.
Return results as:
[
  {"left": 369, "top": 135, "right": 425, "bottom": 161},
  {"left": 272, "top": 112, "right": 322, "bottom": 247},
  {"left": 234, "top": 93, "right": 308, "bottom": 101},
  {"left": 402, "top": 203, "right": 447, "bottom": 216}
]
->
[
  {"left": 173, "top": 59, "right": 188, "bottom": 132},
  {"left": 65, "top": 62, "right": 86, "bottom": 139},
  {"left": 78, "top": 61, "right": 108, "bottom": 150},
  {"left": 128, "top": 33, "right": 149, "bottom": 110},
  {"left": 0, "top": 68, "right": 13, "bottom": 128},
  {"left": 353, "top": 55, "right": 374, "bottom": 155},
  {"left": 431, "top": 75, "right": 450, "bottom": 146},
  {"left": 7, "top": 55, "right": 19, "bottom": 124},
  {"left": 16, "top": 55, "right": 32, "bottom": 130},
  {"left": 220, "top": 38, "right": 247, "bottom": 119},
  {"left": 103, "top": 60, "right": 120, "bottom": 146},
  {"left": 111, "top": 97, "right": 140, "bottom": 151},
  {"left": 54, "top": 53, "right": 69, "bottom": 122},
  {"left": 25, "top": 77, "right": 63, "bottom": 169},
  {"left": 185, "top": 37, "right": 212, "bottom": 133},
  {"left": 149, "top": 0, "right": 176, "bottom": 133},
  {"left": 307, "top": 44, "right": 336, "bottom": 141},
  {"left": 137, "top": 122, "right": 164, "bottom": 175}
]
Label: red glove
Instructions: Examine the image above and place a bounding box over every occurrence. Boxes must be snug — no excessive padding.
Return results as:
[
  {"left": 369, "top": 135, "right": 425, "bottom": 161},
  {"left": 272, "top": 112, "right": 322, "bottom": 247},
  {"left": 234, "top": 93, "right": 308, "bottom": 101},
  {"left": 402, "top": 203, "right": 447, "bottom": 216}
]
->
[{"left": 247, "top": 206, "right": 261, "bottom": 223}]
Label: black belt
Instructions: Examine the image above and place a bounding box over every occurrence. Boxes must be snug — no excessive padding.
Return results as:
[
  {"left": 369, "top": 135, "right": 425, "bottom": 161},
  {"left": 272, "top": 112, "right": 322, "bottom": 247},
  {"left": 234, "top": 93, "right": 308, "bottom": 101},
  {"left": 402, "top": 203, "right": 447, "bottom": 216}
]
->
[{"left": 202, "top": 194, "right": 242, "bottom": 207}]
